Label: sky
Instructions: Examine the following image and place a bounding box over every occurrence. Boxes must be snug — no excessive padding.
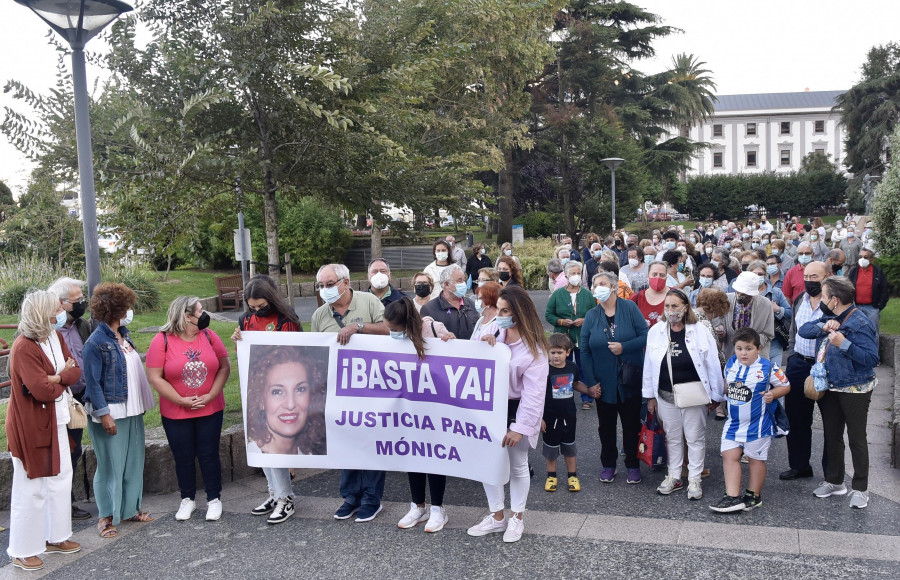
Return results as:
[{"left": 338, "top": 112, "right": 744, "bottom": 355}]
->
[{"left": 1, "top": 0, "right": 898, "bottom": 196}]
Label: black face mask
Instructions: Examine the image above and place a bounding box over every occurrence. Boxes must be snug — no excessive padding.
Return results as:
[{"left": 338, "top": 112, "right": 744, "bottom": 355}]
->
[
  {"left": 819, "top": 298, "right": 835, "bottom": 317},
  {"left": 737, "top": 293, "right": 753, "bottom": 306},
  {"left": 805, "top": 281, "right": 822, "bottom": 297},
  {"left": 741, "top": 264, "right": 749, "bottom": 271},
  {"left": 831, "top": 264, "right": 843, "bottom": 274},
  {"left": 499, "top": 271, "right": 511, "bottom": 282},
  {"left": 414, "top": 284, "right": 431, "bottom": 298},
  {"left": 252, "top": 305, "right": 272, "bottom": 317},
  {"left": 70, "top": 300, "right": 87, "bottom": 319},
  {"left": 193, "top": 311, "right": 211, "bottom": 331}
]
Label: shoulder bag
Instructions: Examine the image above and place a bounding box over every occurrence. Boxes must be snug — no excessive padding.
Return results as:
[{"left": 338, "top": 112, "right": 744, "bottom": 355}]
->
[
  {"left": 668, "top": 326, "right": 710, "bottom": 408},
  {"left": 67, "top": 387, "right": 88, "bottom": 429}
]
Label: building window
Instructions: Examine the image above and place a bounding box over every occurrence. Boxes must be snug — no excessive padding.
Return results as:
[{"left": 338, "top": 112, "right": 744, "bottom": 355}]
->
[
  {"left": 815, "top": 148, "right": 825, "bottom": 155},
  {"left": 713, "top": 152, "right": 723, "bottom": 167},
  {"left": 780, "top": 121, "right": 791, "bottom": 135},
  {"left": 780, "top": 150, "right": 791, "bottom": 166},
  {"left": 814, "top": 120, "right": 825, "bottom": 133},
  {"left": 746, "top": 123, "right": 757, "bottom": 136},
  {"left": 713, "top": 124, "right": 723, "bottom": 137},
  {"left": 747, "top": 151, "right": 757, "bottom": 167}
]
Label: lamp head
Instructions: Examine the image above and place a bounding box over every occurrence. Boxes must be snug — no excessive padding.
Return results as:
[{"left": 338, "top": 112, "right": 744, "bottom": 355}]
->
[
  {"left": 15, "top": 0, "right": 133, "bottom": 49},
  {"left": 601, "top": 157, "right": 624, "bottom": 171}
]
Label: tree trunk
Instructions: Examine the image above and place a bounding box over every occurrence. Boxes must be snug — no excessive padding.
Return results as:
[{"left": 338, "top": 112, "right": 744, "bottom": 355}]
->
[
  {"left": 164, "top": 254, "right": 173, "bottom": 281},
  {"left": 263, "top": 166, "right": 281, "bottom": 285},
  {"left": 497, "top": 148, "right": 515, "bottom": 245},
  {"left": 370, "top": 211, "right": 383, "bottom": 259},
  {"left": 355, "top": 213, "right": 367, "bottom": 229}
]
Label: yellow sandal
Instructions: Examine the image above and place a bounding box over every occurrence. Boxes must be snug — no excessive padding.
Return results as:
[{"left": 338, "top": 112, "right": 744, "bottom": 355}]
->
[{"left": 545, "top": 476, "right": 558, "bottom": 492}]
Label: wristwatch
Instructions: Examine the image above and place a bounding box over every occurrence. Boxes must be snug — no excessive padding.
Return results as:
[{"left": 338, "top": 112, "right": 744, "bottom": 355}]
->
[{"left": 357, "top": 322, "right": 365, "bottom": 332}]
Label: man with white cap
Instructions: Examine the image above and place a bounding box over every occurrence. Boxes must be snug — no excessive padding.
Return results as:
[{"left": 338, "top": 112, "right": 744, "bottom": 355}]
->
[{"left": 722, "top": 271, "right": 775, "bottom": 361}]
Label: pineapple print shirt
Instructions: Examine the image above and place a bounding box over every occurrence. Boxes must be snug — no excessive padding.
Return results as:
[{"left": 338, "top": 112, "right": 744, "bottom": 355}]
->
[{"left": 146, "top": 330, "right": 229, "bottom": 419}]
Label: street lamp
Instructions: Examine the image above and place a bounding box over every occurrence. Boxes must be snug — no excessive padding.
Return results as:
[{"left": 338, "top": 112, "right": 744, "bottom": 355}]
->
[
  {"left": 601, "top": 157, "right": 624, "bottom": 232},
  {"left": 14, "top": 0, "right": 134, "bottom": 296}
]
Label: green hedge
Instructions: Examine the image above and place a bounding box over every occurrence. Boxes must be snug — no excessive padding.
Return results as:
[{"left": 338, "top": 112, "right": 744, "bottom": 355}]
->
[
  {"left": 874, "top": 255, "right": 900, "bottom": 297},
  {"left": 682, "top": 171, "right": 847, "bottom": 219},
  {"left": 514, "top": 211, "right": 563, "bottom": 239}
]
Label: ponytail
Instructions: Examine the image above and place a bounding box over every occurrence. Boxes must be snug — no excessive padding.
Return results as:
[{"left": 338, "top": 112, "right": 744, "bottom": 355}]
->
[{"left": 384, "top": 297, "right": 427, "bottom": 359}]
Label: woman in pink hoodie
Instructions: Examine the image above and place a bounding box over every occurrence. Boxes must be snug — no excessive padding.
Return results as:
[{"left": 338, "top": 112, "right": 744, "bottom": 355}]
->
[{"left": 466, "top": 285, "right": 549, "bottom": 543}]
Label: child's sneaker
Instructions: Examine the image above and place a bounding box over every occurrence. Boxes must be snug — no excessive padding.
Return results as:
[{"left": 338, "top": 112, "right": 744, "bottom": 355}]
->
[
  {"left": 656, "top": 475, "right": 683, "bottom": 495},
  {"left": 709, "top": 494, "right": 746, "bottom": 513},
  {"left": 467, "top": 513, "right": 507, "bottom": 537},
  {"left": 742, "top": 490, "right": 762, "bottom": 511},
  {"left": 398, "top": 503, "right": 428, "bottom": 529},
  {"left": 544, "top": 476, "right": 558, "bottom": 492},
  {"left": 568, "top": 476, "right": 581, "bottom": 492}
]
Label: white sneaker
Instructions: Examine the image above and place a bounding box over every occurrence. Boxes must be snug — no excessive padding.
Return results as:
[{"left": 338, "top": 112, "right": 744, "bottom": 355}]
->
[
  {"left": 424, "top": 506, "right": 448, "bottom": 533},
  {"left": 656, "top": 475, "right": 684, "bottom": 495},
  {"left": 813, "top": 482, "right": 848, "bottom": 498},
  {"left": 687, "top": 478, "right": 703, "bottom": 500},
  {"left": 206, "top": 499, "right": 223, "bottom": 521},
  {"left": 467, "top": 513, "right": 507, "bottom": 537},
  {"left": 398, "top": 503, "right": 429, "bottom": 529},
  {"left": 848, "top": 490, "right": 869, "bottom": 509},
  {"left": 175, "top": 498, "right": 195, "bottom": 521},
  {"left": 503, "top": 513, "right": 524, "bottom": 543}
]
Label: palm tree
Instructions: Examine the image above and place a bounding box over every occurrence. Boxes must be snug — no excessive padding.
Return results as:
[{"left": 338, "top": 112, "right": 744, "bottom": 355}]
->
[{"left": 667, "top": 53, "right": 718, "bottom": 138}]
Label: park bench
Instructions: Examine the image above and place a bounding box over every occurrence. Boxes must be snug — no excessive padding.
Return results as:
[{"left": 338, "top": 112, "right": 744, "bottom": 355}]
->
[{"left": 215, "top": 274, "right": 244, "bottom": 311}]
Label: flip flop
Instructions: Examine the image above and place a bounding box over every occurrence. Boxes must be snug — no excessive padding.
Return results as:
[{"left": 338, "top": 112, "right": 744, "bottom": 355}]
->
[
  {"left": 97, "top": 517, "right": 118, "bottom": 538},
  {"left": 126, "top": 511, "right": 154, "bottom": 522}
]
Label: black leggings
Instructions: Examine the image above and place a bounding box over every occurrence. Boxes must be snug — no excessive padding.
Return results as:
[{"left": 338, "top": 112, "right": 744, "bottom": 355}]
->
[{"left": 408, "top": 472, "right": 446, "bottom": 506}]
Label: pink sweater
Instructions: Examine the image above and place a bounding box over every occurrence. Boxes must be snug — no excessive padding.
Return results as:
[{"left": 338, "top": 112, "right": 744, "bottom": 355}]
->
[{"left": 497, "top": 328, "right": 548, "bottom": 448}]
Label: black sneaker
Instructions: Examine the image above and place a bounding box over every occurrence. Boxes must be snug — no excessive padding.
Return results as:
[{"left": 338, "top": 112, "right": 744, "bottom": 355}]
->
[
  {"left": 251, "top": 497, "right": 277, "bottom": 516},
  {"left": 267, "top": 498, "right": 295, "bottom": 524},
  {"left": 742, "top": 490, "right": 762, "bottom": 511},
  {"left": 709, "top": 494, "right": 746, "bottom": 513}
]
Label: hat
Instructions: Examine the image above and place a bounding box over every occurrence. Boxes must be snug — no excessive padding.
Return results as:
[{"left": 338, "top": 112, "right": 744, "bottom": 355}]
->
[{"left": 732, "top": 271, "right": 761, "bottom": 296}]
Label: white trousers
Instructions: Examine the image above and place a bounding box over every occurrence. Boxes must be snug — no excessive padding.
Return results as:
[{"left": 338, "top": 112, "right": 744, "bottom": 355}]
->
[
  {"left": 657, "top": 397, "right": 707, "bottom": 480},
  {"left": 482, "top": 441, "right": 530, "bottom": 513},
  {"left": 7, "top": 423, "right": 73, "bottom": 559}
]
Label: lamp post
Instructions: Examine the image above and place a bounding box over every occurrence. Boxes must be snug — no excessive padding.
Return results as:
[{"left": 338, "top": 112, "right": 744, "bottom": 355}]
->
[
  {"left": 14, "top": 0, "right": 134, "bottom": 297},
  {"left": 601, "top": 157, "right": 624, "bottom": 232}
]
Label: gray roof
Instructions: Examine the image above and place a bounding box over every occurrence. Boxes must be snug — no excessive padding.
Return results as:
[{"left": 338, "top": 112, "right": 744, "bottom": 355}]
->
[{"left": 713, "top": 90, "right": 845, "bottom": 112}]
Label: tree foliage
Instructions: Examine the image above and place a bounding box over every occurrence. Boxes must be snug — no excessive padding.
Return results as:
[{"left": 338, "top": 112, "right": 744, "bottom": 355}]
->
[{"left": 872, "top": 125, "right": 900, "bottom": 256}]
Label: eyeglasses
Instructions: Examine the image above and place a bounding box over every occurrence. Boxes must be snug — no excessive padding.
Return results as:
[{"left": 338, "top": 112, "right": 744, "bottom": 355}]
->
[
  {"left": 63, "top": 297, "right": 86, "bottom": 305},
  {"left": 315, "top": 278, "right": 345, "bottom": 291},
  {"left": 797, "top": 252, "right": 813, "bottom": 257}
]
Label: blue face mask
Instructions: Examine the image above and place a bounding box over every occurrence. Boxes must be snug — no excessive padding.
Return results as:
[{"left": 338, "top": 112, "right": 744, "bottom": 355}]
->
[
  {"left": 798, "top": 255, "right": 812, "bottom": 265},
  {"left": 725, "top": 243, "right": 732, "bottom": 250},
  {"left": 751, "top": 243, "right": 759, "bottom": 250},
  {"left": 496, "top": 316, "right": 515, "bottom": 329},
  {"left": 52, "top": 310, "right": 67, "bottom": 330},
  {"left": 453, "top": 283, "right": 467, "bottom": 298},
  {"left": 320, "top": 285, "right": 343, "bottom": 304},
  {"left": 699, "top": 276, "right": 713, "bottom": 288},
  {"left": 389, "top": 330, "right": 407, "bottom": 340},
  {"left": 666, "top": 241, "right": 676, "bottom": 250},
  {"left": 644, "top": 255, "right": 654, "bottom": 265},
  {"left": 771, "top": 248, "right": 780, "bottom": 255},
  {"left": 766, "top": 264, "right": 779, "bottom": 276},
  {"left": 560, "top": 258, "right": 569, "bottom": 266},
  {"left": 677, "top": 262, "right": 685, "bottom": 272},
  {"left": 593, "top": 286, "right": 612, "bottom": 302},
  {"left": 593, "top": 251, "right": 602, "bottom": 259}
]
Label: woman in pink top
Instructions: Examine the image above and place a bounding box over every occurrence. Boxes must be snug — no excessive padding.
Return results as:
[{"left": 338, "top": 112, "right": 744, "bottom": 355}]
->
[
  {"left": 146, "top": 296, "right": 230, "bottom": 523},
  {"left": 467, "top": 285, "right": 549, "bottom": 543}
]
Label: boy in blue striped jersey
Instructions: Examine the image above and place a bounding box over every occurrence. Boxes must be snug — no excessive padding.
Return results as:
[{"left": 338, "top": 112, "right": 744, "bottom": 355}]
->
[{"left": 711, "top": 328, "right": 791, "bottom": 513}]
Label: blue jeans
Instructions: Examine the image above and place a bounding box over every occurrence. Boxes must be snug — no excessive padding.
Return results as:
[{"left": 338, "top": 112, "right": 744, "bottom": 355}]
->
[
  {"left": 161, "top": 411, "right": 223, "bottom": 501},
  {"left": 857, "top": 304, "right": 880, "bottom": 338},
  {"left": 263, "top": 467, "right": 293, "bottom": 500},
  {"left": 339, "top": 470, "right": 385, "bottom": 508}
]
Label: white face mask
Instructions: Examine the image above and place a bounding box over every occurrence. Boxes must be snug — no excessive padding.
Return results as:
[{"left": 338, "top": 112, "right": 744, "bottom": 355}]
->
[
  {"left": 628, "top": 258, "right": 639, "bottom": 268},
  {"left": 370, "top": 272, "right": 389, "bottom": 290},
  {"left": 120, "top": 309, "right": 134, "bottom": 327},
  {"left": 435, "top": 251, "right": 449, "bottom": 261},
  {"left": 567, "top": 275, "right": 582, "bottom": 287},
  {"left": 858, "top": 258, "right": 870, "bottom": 268},
  {"left": 504, "top": 249, "right": 512, "bottom": 256}
]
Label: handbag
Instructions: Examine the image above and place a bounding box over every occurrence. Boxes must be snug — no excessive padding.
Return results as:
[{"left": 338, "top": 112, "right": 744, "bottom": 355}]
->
[
  {"left": 765, "top": 378, "right": 790, "bottom": 438},
  {"left": 620, "top": 360, "right": 643, "bottom": 391},
  {"left": 804, "top": 375, "right": 825, "bottom": 401},
  {"left": 67, "top": 388, "right": 88, "bottom": 430},
  {"left": 638, "top": 412, "right": 667, "bottom": 468},
  {"left": 667, "top": 327, "right": 710, "bottom": 408},
  {"left": 774, "top": 315, "right": 790, "bottom": 347}
]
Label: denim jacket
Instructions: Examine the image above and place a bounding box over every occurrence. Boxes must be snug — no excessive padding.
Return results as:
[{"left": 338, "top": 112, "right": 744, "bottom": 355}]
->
[
  {"left": 83, "top": 322, "right": 134, "bottom": 417},
  {"left": 798, "top": 308, "right": 879, "bottom": 389}
]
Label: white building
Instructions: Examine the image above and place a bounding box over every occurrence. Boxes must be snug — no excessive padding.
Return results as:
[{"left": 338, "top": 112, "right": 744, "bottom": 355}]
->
[{"left": 685, "top": 90, "right": 846, "bottom": 175}]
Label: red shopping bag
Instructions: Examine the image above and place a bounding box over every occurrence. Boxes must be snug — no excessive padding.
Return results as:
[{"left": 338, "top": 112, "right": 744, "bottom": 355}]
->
[{"left": 638, "top": 412, "right": 667, "bottom": 468}]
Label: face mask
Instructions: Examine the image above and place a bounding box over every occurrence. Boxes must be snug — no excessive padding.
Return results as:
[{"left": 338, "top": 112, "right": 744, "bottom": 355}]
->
[
  {"left": 810, "top": 235, "right": 818, "bottom": 241},
  {"left": 629, "top": 258, "right": 639, "bottom": 268},
  {"left": 737, "top": 293, "right": 753, "bottom": 306},
  {"left": 370, "top": 272, "right": 390, "bottom": 290},
  {"left": 479, "top": 248, "right": 485, "bottom": 255},
  {"left": 120, "top": 309, "right": 134, "bottom": 327},
  {"left": 320, "top": 285, "right": 343, "bottom": 304},
  {"left": 699, "top": 276, "right": 713, "bottom": 288},
  {"left": 649, "top": 278, "right": 666, "bottom": 292},
  {"left": 742, "top": 233, "right": 750, "bottom": 240},
  {"left": 593, "top": 251, "right": 603, "bottom": 259},
  {"left": 704, "top": 246, "right": 713, "bottom": 255},
  {"left": 847, "top": 234, "right": 855, "bottom": 240},
  {"left": 593, "top": 286, "right": 612, "bottom": 302},
  {"left": 52, "top": 310, "right": 67, "bottom": 330},
  {"left": 741, "top": 264, "right": 749, "bottom": 271},
  {"left": 725, "top": 243, "right": 732, "bottom": 250},
  {"left": 568, "top": 275, "right": 582, "bottom": 287},
  {"left": 453, "top": 283, "right": 467, "bottom": 298},
  {"left": 858, "top": 258, "right": 870, "bottom": 268},
  {"left": 677, "top": 246, "right": 686, "bottom": 253},
  {"left": 677, "top": 262, "right": 685, "bottom": 272},
  {"left": 504, "top": 249, "right": 512, "bottom": 257},
  {"left": 665, "top": 309, "right": 685, "bottom": 324},
  {"left": 771, "top": 249, "right": 780, "bottom": 255},
  {"left": 499, "top": 271, "right": 511, "bottom": 282},
  {"left": 563, "top": 244, "right": 572, "bottom": 250},
  {"left": 496, "top": 316, "right": 515, "bottom": 329},
  {"left": 805, "top": 280, "right": 822, "bottom": 297},
  {"left": 414, "top": 284, "right": 431, "bottom": 298},
  {"left": 766, "top": 264, "right": 779, "bottom": 276},
  {"left": 710, "top": 260, "right": 720, "bottom": 269},
  {"left": 644, "top": 255, "right": 654, "bottom": 265},
  {"left": 653, "top": 238, "right": 659, "bottom": 244},
  {"left": 798, "top": 254, "right": 812, "bottom": 265},
  {"left": 474, "top": 298, "right": 484, "bottom": 312},
  {"left": 819, "top": 298, "right": 835, "bottom": 317},
  {"left": 560, "top": 258, "right": 569, "bottom": 266},
  {"left": 690, "top": 237, "right": 697, "bottom": 244},
  {"left": 389, "top": 330, "right": 407, "bottom": 341},
  {"left": 836, "top": 223, "right": 843, "bottom": 229},
  {"left": 435, "top": 251, "right": 449, "bottom": 261},
  {"left": 252, "top": 304, "right": 272, "bottom": 318},
  {"left": 70, "top": 300, "right": 87, "bottom": 319},
  {"left": 665, "top": 241, "right": 676, "bottom": 250},
  {"left": 193, "top": 311, "right": 211, "bottom": 331},
  {"left": 751, "top": 243, "right": 759, "bottom": 250},
  {"left": 831, "top": 264, "right": 843, "bottom": 275}
]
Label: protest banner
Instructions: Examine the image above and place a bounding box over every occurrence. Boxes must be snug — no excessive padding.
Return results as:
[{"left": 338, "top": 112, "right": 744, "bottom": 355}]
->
[{"left": 236, "top": 332, "right": 512, "bottom": 485}]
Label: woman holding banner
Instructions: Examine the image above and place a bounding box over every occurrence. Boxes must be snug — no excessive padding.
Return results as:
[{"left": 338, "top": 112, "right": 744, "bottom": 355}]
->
[
  {"left": 385, "top": 298, "right": 455, "bottom": 532},
  {"left": 231, "top": 276, "right": 304, "bottom": 525},
  {"left": 467, "top": 285, "right": 549, "bottom": 543}
]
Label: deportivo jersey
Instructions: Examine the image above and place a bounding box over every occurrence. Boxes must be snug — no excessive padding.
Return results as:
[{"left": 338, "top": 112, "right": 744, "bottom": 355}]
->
[{"left": 722, "top": 354, "right": 789, "bottom": 442}]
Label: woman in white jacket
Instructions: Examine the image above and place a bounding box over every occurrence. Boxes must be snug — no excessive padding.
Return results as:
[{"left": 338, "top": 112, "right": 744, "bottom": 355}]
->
[{"left": 643, "top": 288, "right": 725, "bottom": 501}]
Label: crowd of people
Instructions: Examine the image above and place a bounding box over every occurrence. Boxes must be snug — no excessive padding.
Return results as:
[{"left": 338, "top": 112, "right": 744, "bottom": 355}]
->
[{"left": 4, "top": 218, "right": 889, "bottom": 567}]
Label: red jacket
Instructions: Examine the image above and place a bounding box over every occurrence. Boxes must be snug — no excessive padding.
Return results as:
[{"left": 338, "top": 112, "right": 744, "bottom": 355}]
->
[{"left": 6, "top": 333, "right": 81, "bottom": 478}]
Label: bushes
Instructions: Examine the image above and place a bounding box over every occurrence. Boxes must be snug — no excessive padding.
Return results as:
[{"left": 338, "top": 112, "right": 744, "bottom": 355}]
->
[
  {"left": 874, "top": 256, "right": 900, "bottom": 297},
  {"left": 102, "top": 261, "right": 161, "bottom": 313},
  {"left": 682, "top": 171, "right": 847, "bottom": 219},
  {"left": 514, "top": 211, "right": 563, "bottom": 239},
  {"left": 277, "top": 197, "right": 353, "bottom": 273},
  {"left": 0, "top": 254, "right": 67, "bottom": 315}
]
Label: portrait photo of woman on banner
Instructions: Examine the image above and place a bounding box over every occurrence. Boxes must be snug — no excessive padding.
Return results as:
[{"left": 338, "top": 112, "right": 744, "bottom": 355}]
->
[{"left": 246, "top": 345, "right": 328, "bottom": 455}]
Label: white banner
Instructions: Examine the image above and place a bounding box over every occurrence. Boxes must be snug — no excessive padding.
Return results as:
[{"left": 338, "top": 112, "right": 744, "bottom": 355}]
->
[{"left": 236, "top": 333, "right": 511, "bottom": 485}]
